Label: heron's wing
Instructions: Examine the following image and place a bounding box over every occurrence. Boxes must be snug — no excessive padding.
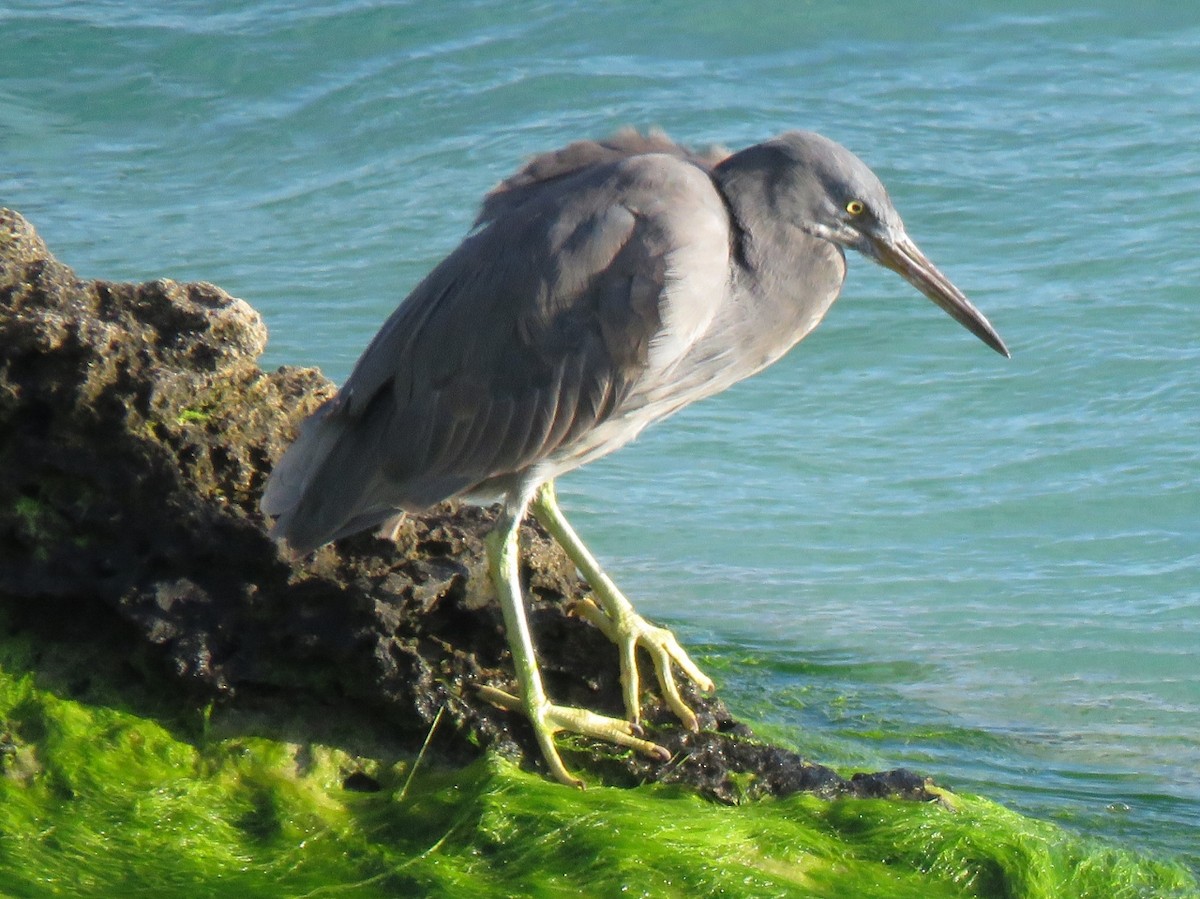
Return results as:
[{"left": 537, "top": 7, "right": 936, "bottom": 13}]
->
[{"left": 263, "top": 153, "right": 732, "bottom": 551}]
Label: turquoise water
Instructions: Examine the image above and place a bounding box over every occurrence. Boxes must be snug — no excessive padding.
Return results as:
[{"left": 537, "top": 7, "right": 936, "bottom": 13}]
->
[{"left": 3, "top": 0, "right": 1197, "bottom": 873}]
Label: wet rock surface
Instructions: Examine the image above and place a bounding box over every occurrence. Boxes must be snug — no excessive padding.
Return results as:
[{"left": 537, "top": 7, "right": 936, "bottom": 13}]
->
[{"left": 0, "top": 208, "right": 939, "bottom": 804}]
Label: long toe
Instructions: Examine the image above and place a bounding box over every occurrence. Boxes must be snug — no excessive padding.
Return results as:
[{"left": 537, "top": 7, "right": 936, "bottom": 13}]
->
[
  {"left": 571, "top": 598, "right": 715, "bottom": 730},
  {"left": 477, "top": 685, "right": 670, "bottom": 788},
  {"left": 641, "top": 620, "right": 715, "bottom": 730}
]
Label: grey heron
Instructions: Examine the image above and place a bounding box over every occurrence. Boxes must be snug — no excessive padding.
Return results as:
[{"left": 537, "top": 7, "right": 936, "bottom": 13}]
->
[{"left": 262, "top": 129, "right": 1008, "bottom": 786}]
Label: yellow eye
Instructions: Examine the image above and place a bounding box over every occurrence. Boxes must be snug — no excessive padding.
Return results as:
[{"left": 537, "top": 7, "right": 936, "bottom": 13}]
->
[{"left": 845, "top": 199, "right": 865, "bottom": 216}]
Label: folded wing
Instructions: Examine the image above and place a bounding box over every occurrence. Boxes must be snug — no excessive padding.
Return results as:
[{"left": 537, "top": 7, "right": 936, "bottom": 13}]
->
[{"left": 263, "top": 145, "right": 731, "bottom": 553}]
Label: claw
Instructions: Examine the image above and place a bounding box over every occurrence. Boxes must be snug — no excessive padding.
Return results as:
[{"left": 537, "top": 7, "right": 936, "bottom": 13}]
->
[{"left": 477, "top": 684, "right": 670, "bottom": 786}]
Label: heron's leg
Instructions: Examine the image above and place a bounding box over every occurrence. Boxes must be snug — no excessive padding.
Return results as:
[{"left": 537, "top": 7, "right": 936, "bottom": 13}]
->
[
  {"left": 530, "top": 481, "right": 715, "bottom": 731},
  {"left": 481, "top": 489, "right": 669, "bottom": 788}
]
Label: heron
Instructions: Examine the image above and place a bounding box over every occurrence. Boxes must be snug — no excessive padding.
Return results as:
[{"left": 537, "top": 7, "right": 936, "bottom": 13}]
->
[{"left": 261, "top": 129, "right": 1008, "bottom": 787}]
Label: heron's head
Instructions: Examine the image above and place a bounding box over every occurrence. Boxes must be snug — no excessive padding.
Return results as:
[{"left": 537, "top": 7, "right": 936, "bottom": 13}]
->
[{"left": 764, "top": 131, "right": 1009, "bottom": 357}]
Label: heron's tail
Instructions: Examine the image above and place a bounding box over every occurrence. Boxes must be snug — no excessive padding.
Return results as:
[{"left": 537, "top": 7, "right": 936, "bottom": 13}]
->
[{"left": 260, "top": 396, "right": 395, "bottom": 555}]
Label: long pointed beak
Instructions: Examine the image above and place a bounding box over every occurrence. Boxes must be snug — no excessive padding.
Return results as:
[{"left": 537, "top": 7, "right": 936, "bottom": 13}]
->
[{"left": 870, "top": 230, "right": 1010, "bottom": 358}]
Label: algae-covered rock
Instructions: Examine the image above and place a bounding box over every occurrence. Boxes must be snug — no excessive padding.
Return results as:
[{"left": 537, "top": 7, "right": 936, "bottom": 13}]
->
[{"left": 1, "top": 206, "right": 933, "bottom": 801}]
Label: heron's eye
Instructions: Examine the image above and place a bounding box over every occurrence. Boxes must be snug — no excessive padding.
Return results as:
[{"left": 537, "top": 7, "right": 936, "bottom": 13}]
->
[{"left": 845, "top": 199, "right": 865, "bottom": 216}]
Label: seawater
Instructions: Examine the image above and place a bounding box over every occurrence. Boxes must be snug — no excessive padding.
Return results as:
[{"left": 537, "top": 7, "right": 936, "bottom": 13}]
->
[{"left": 3, "top": 0, "right": 1197, "bottom": 871}]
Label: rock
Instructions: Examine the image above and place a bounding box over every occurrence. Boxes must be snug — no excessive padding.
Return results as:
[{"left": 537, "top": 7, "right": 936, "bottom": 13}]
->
[{"left": 0, "top": 208, "right": 938, "bottom": 802}]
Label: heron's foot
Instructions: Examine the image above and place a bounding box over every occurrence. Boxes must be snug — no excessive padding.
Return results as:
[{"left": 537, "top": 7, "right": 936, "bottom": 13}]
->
[
  {"left": 568, "top": 597, "right": 715, "bottom": 731},
  {"left": 477, "top": 684, "right": 670, "bottom": 788}
]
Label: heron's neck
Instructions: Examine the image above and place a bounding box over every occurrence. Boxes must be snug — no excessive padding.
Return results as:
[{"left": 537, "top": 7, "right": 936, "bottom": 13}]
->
[{"left": 711, "top": 163, "right": 847, "bottom": 355}]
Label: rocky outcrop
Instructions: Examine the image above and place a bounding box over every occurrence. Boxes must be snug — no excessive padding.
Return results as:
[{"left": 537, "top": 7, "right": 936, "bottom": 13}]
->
[{"left": 0, "top": 208, "right": 935, "bottom": 803}]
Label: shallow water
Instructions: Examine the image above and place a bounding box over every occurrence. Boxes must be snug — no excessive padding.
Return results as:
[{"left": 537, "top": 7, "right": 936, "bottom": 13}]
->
[{"left": 3, "top": 0, "right": 1197, "bottom": 872}]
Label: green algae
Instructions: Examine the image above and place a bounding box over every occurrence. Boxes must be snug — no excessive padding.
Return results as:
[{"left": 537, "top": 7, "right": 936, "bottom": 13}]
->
[
  {"left": 0, "top": 626, "right": 1195, "bottom": 898},
  {"left": 175, "top": 409, "right": 212, "bottom": 425}
]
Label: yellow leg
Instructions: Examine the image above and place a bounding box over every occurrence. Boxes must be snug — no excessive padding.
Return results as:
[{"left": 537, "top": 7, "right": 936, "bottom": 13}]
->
[
  {"left": 482, "top": 488, "right": 669, "bottom": 788},
  {"left": 530, "top": 481, "right": 715, "bottom": 730}
]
